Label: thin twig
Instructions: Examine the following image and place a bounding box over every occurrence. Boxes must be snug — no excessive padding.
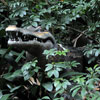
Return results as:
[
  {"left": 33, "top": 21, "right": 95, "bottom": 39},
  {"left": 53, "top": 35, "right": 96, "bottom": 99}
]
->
[
  {"left": 68, "top": 26, "right": 100, "bottom": 44},
  {"left": 72, "top": 33, "right": 83, "bottom": 47},
  {"left": 67, "top": 26, "right": 86, "bottom": 33},
  {"left": 1, "top": 0, "right": 8, "bottom": 6},
  {"left": 68, "top": 27, "right": 88, "bottom": 47}
]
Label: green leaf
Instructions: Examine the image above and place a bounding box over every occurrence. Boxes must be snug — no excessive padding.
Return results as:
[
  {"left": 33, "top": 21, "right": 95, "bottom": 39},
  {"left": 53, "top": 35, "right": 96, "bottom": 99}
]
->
[
  {"left": 97, "top": 97, "right": 100, "bottom": 100},
  {"left": 62, "top": 82, "right": 67, "bottom": 89},
  {"left": 15, "top": 50, "right": 25, "bottom": 63},
  {"left": 0, "top": 91, "right": 3, "bottom": 99},
  {"left": 95, "top": 50, "right": 100, "bottom": 57},
  {"left": 54, "top": 81, "right": 60, "bottom": 87},
  {"left": 42, "top": 96, "right": 50, "bottom": 100},
  {"left": 20, "top": 11, "right": 26, "bottom": 17},
  {"left": 3, "top": 73, "right": 12, "bottom": 81},
  {"left": 42, "top": 82, "right": 53, "bottom": 92},
  {"left": 3, "top": 69, "right": 22, "bottom": 81},
  {"left": 0, "top": 49, "right": 6, "bottom": 55},
  {"left": 10, "top": 86, "right": 21, "bottom": 92},
  {"left": 45, "top": 64, "right": 53, "bottom": 71},
  {"left": 61, "top": 71, "right": 86, "bottom": 78},
  {"left": 81, "top": 88, "right": 87, "bottom": 99},
  {"left": 21, "top": 62, "right": 31, "bottom": 72},
  {"left": 56, "top": 83, "right": 61, "bottom": 91},
  {"left": 53, "top": 70, "right": 59, "bottom": 78},
  {"left": 70, "top": 85, "right": 81, "bottom": 92},
  {"left": 12, "top": 69, "right": 22, "bottom": 77},
  {"left": 1, "top": 94, "right": 11, "bottom": 100},
  {"left": 31, "top": 60, "right": 38, "bottom": 67},
  {"left": 47, "top": 70, "right": 54, "bottom": 77},
  {"left": 54, "top": 89, "right": 64, "bottom": 97},
  {"left": 91, "top": 95, "right": 98, "bottom": 100},
  {"left": 72, "top": 87, "right": 80, "bottom": 97},
  {"left": 34, "top": 17, "right": 40, "bottom": 22},
  {"left": 32, "top": 22, "right": 38, "bottom": 27},
  {"left": 62, "top": 80, "right": 71, "bottom": 89},
  {"left": 23, "top": 70, "right": 31, "bottom": 80}
]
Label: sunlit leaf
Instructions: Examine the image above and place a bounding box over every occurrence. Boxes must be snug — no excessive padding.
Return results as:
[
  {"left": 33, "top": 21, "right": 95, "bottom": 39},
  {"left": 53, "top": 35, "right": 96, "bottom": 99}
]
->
[{"left": 42, "top": 82, "right": 53, "bottom": 92}]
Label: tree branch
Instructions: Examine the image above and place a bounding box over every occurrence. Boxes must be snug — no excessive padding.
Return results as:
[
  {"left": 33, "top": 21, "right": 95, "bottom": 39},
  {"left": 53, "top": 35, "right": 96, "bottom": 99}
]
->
[{"left": 1, "top": 0, "right": 8, "bottom": 6}]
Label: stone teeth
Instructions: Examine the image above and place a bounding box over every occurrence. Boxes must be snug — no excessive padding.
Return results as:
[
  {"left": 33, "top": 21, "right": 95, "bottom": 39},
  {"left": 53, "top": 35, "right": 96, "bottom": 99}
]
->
[
  {"left": 33, "top": 38, "right": 37, "bottom": 40},
  {"left": 24, "top": 36, "right": 26, "bottom": 39},
  {"left": 9, "top": 39, "right": 11, "bottom": 41},
  {"left": 16, "top": 32, "right": 18, "bottom": 36},
  {"left": 17, "top": 38, "right": 19, "bottom": 41},
  {"left": 18, "top": 37, "right": 22, "bottom": 41},
  {"left": 13, "top": 39, "right": 16, "bottom": 42},
  {"left": 20, "top": 38, "right": 22, "bottom": 41},
  {"left": 6, "top": 32, "right": 8, "bottom": 36}
]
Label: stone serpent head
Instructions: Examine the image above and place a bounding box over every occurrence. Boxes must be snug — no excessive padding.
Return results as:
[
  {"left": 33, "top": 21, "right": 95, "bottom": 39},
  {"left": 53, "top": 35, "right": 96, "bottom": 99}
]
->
[{"left": 6, "top": 25, "right": 56, "bottom": 57}]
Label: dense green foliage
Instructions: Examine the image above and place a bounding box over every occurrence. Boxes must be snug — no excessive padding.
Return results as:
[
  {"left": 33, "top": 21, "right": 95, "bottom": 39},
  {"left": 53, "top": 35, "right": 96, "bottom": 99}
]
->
[{"left": 0, "top": 0, "right": 100, "bottom": 100}]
